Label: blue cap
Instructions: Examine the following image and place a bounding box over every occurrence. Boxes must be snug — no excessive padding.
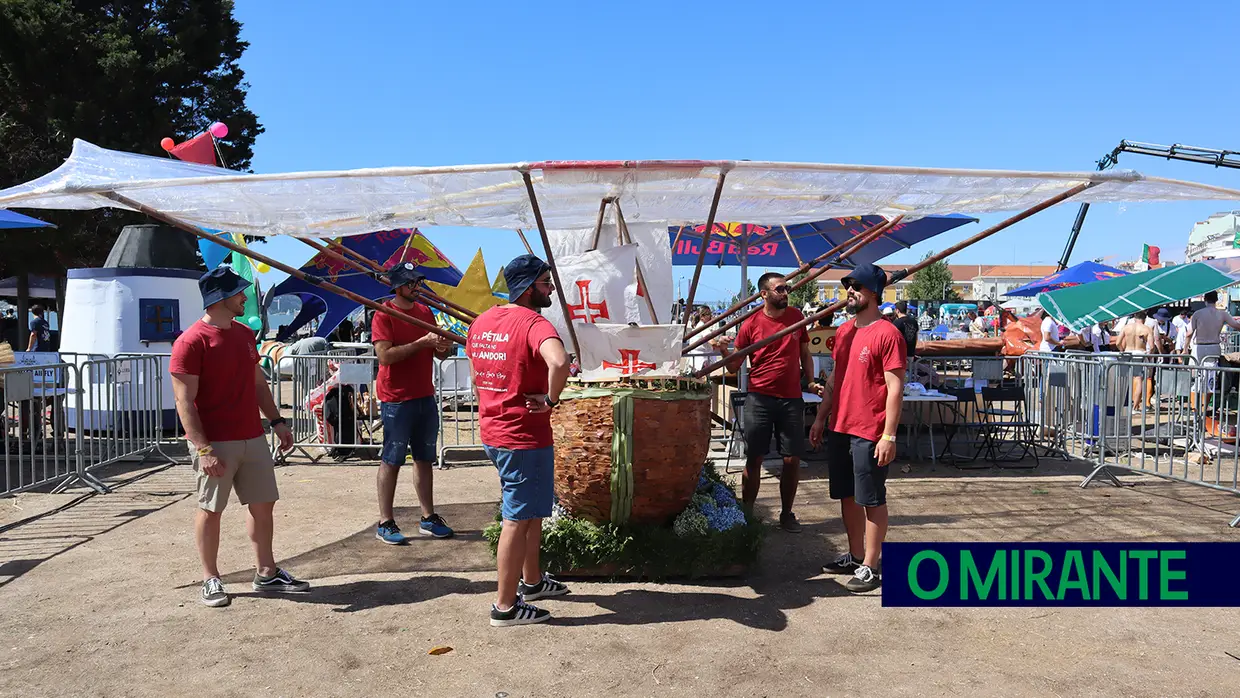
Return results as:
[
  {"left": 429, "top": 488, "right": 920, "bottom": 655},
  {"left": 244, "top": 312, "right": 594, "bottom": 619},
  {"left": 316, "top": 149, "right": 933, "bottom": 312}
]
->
[
  {"left": 503, "top": 254, "right": 551, "bottom": 302},
  {"left": 1154, "top": 307, "right": 1171, "bottom": 320},
  {"left": 198, "top": 267, "right": 250, "bottom": 308},
  {"left": 842, "top": 262, "right": 888, "bottom": 296},
  {"left": 386, "top": 261, "right": 426, "bottom": 290}
]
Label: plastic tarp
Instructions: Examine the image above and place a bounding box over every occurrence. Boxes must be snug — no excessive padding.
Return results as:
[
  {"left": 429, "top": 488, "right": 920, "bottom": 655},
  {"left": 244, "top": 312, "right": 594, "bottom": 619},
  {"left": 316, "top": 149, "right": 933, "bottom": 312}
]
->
[
  {"left": 3, "top": 141, "right": 1240, "bottom": 238},
  {"left": 668, "top": 214, "right": 976, "bottom": 268},
  {"left": 1038, "top": 258, "right": 1240, "bottom": 332},
  {"left": 265, "top": 228, "right": 463, "bottom": 340},
  {"left": 1004, "top": 260, "right": 1129, "bottom": 297}
]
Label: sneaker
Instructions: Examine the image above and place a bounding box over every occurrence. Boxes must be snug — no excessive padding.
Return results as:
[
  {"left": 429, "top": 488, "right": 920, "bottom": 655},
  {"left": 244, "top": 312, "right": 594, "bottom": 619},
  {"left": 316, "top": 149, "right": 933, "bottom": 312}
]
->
[
  {"left": 376, "top": 520, "right": 408, "bottom": 545},
  {"left": 200, "top": 577, "right": 230, "bottom": 608},
  {"left": 490, "top": 599, "right": 551, "bottom": 627},
  {"left": 822, "top": 552, "right": 862, "bottom": 575},
  {"left": 518, "top": 572, "right": 570, "bottom": 601},
  {"left": 252, "top": 568, "right": 311, "bottom": 593},
  {"left": 779, "top": 511, "right": 802, "bottom": 533},
  {"left": 845, "top": 565, "right": 881, "bottom": 593},
  {"left": 419, "top": 513, "right": 454, "bottom": 539}
]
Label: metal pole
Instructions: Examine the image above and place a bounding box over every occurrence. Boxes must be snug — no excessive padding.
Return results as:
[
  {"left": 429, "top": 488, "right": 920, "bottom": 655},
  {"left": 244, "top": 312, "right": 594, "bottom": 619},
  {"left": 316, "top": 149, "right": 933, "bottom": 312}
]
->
[
  {"left": 684, "top": 216, "right": 894, "bottom": 340},
  {"left": 1056, "top": 203, "right": 1091, "bottom": 272},
  {"left": 694, "top": 183, "right": 1096, "bottom": 377},
  {"left": 521, "top": 170, "right": 582, "bottom": 358},
  {"left": 682, "top": 216, "right": 901, "bottom": 354},
  {"left": 739, "top": 228, "right": 749, "bottom": 315},
  {"left": 682, "top": 168, "right": 731, "bottom": 325},
  {"left": 102, "top": 192, "right": 465, "bottom": 345}
]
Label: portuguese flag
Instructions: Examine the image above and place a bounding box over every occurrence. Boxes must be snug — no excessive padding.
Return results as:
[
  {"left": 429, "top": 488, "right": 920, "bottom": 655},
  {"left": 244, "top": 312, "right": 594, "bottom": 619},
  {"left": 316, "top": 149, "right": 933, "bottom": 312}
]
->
[{"left": 1142, "top": 244, "right": 1161, "bottom": 267}]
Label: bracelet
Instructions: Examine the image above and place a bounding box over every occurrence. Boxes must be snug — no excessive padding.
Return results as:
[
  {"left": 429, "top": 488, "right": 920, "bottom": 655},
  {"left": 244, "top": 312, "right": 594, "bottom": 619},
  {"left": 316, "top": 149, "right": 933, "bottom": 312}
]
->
[
  {"left": 881, "top": 434, "right": 897, "bottom": 443},
  {"left": 544, "top": 396, "right": 559, "bottom": 408},
  {"left": 196, "top": 444, "right": 214, "bottom": 457},
  {"left": 269, "top": 417, "right": 287, "bottom": 428}
]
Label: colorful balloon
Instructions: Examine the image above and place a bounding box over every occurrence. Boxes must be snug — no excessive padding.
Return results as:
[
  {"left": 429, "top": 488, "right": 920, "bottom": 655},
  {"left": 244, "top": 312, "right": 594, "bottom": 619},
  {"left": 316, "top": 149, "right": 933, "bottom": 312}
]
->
[
  {"left": 160, "top": 137, "right": 175, "bottom": 151},
  {"left": 209, "top": 122, "right": 228, "bottom": 139},
  {"left": 256, "top": 263, "right": 271, "bottom": 273},
  {"left": 246, "top": 316, "right": 262, "bottom": 331}
]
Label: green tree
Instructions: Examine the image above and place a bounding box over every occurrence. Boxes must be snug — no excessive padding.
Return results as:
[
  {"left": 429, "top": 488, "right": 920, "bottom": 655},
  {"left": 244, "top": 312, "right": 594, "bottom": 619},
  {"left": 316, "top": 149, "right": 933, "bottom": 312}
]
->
[
  {"left": 0, "top": 0, "right": 263, "bottom": 278},
  {"left": 905, "top": 251, "right": 961, "bottom": 302}
]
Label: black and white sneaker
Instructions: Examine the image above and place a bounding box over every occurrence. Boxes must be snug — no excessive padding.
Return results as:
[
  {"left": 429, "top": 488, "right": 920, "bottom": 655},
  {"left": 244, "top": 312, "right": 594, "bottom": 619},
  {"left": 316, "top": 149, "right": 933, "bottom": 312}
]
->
[
  {"left": 518, "top": 572, "right": 570, "bottom": 601},
  {"left": 490, "top": 599, "right": 551, "bottom": 627},
  {"left": 845, "top": 564, "right": 882, "bottom": 593},
  {"left": 200, "top": 577, "right": 230, "bottom": 607},
  {"left": 252, "top": 568, "right": 311, "bottom": 593},
  {"left": 822, "top": 552, "right": 862, "bottom": 575}
]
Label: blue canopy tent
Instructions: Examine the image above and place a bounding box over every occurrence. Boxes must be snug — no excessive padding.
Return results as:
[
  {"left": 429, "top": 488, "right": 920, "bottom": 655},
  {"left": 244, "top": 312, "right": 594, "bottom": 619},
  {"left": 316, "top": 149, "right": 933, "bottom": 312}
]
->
[
  {"left": 668, "top": 214, "right": 976, "bottom": 268},
  {"left": 265, "top": 228, "right": 463, "bottom": 341},
  {"left": 1003, "top": 260, "right": 1129, "bottom": 297},
  {"left": 0, "top": 209, "right": 54, "bottom": 229}
]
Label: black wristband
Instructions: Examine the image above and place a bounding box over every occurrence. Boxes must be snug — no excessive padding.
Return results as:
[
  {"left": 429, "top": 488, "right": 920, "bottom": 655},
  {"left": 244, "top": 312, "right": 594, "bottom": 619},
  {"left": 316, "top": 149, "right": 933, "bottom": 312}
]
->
[
  {"left": 544, "top": 396, "right": 558, "bottom": 408},
  {"left": 269, "top": 417, "right": 287, "bottom": 428}
]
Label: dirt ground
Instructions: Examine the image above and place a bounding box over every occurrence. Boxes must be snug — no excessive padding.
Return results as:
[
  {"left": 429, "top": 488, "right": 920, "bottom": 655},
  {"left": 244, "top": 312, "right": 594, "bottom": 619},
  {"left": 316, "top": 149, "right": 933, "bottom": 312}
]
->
[{"left": 3, "top": 451, "right": 1240, "bottom": 698}]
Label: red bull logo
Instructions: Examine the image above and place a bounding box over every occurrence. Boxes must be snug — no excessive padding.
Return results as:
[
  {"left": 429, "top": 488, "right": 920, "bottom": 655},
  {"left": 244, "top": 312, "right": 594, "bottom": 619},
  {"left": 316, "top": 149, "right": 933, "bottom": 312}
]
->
[
  {"left": 689, "top": 222, "right": 770, "bottom": 238},
  {"left": 382, "top": 232, "right": 452, "bottom": 270}
]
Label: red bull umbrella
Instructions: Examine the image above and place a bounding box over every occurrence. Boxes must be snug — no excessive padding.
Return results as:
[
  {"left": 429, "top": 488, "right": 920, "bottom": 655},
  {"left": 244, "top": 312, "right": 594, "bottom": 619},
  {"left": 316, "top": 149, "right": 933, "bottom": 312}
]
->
[
  {"left": 668, "top": 214, "right": 976, "bottom": 268},
  {"left": 1004, "top": 260, "right": 1128, "bottom": 297}
]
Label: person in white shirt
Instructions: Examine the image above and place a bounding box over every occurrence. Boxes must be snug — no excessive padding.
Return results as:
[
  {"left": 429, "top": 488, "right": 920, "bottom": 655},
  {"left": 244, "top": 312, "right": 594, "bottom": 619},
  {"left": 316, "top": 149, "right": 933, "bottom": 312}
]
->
[
  {"left": 1172, "top": 309, "right": 1190, "bottom": 355},
  {"left": 1081, "top": 322, "right": 1112, "bottom": 352},
  {"left": 1037, "top": 310, "right": 1061, "bottom": 352}
]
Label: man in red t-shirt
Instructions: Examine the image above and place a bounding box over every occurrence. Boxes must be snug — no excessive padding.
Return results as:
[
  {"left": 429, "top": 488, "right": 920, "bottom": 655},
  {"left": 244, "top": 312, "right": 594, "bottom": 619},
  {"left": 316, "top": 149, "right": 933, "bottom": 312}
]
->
[
  {"left": 809, "top": 263, "right": 906, "bottom": 593},
  {"left": 371, "top": 262, "right": 457, "bottom": 545},
  {"left": 713, "top": 272, "right": 820, "bottom": 532},
  {"left": 467, "top": 254, "right": 570, "bottom": 627},
  {"left": 170, "top": 268, "right": 307, "bottom": 608}
]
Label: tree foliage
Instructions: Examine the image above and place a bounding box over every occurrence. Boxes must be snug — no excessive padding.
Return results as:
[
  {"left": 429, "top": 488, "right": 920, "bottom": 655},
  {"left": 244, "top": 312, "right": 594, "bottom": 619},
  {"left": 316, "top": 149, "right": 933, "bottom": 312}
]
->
[
  {"left": 905, "top": 251, "right": 962, "bottom": 302},
  {"left": 0, "top": 0, "right": 263, "bottom": 276}
]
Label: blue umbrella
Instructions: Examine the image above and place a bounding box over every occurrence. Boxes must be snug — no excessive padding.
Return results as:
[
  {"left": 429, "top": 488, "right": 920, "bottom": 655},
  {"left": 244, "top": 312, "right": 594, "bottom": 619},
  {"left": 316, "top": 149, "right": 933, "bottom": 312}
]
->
[
  {"left": 669, "top": 214, "right": 976, "bottom": 268},
  {"left": 0, "top": 209, "right": 55, "bottom": 229},
  {"left": 1004, "top": 260, "right": 1129, "bottom": 297}
]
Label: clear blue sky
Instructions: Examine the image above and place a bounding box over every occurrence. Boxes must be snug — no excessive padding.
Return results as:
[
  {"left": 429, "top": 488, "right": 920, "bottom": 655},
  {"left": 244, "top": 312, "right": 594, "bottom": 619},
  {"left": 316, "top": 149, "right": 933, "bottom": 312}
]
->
[{"left": 234, "top": 0, "right": 1240, "bottom": 304}]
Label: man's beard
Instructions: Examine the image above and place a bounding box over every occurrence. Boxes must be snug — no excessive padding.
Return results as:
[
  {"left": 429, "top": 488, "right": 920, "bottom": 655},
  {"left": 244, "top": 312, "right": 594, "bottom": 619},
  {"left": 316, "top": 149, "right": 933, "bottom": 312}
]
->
[
  {"left": 768, "top": 296, "right": 788, "bottom": 310},
  {"left": 530, "top": 287, "right": 553, "bottom": 309},
  {"left": 847, "top": 294, "right": 867, "bottom": 312},
  {"left": 397, "top": 287, "right": 419, "bottom": 303}
]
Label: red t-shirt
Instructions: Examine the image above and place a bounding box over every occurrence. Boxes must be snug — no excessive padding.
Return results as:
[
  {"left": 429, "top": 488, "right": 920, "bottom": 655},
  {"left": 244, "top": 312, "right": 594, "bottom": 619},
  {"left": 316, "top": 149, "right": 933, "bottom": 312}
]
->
[
  {"left": 467, "top": 305, "right": 562, "bottom": 450},
  {"left": 828, "top": 318, "right": 907, "bottom": 442},
  {"left": 734, "top": 307, "right": 809, "bottom": 399},
  {"left": 371, "top": 300, "right": 436, "bottom": 402},
  {"left": 169, "top": 320, "right": 263, "bottom": 442}
]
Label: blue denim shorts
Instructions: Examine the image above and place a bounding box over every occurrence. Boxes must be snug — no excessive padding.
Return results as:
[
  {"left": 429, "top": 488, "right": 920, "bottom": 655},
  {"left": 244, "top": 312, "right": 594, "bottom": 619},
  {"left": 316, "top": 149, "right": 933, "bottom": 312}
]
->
[
  {"left": 484, "top": 445, "right": 554, "bottom": 521},
  {"left": 380, "top": 397, "right": 439, "bottom": 465}
]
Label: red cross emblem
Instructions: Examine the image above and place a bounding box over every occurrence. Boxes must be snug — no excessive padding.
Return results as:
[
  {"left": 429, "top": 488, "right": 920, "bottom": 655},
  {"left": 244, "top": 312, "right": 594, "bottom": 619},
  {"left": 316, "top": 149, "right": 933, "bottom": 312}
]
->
[
  {"left": 566, "top": 280, "right": 609, "bottom": 323},
  {"left": 602, "top": 349, "right": 657, "bottom": 375}
]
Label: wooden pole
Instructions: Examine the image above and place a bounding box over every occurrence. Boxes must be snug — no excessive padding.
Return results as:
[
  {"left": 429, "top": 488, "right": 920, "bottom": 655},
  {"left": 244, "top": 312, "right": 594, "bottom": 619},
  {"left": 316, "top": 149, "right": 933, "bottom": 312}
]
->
[
  {"left": 102, "top": 193, "right": 466, "bottom": 345},
  {"left": 521, "top": 170, "right": 581, "bottom": 358},
  {"left": 779, "top": 225, "right": 805, "bottom": 267},
  {"left": 692, "top": 182, "right": 1095, "bottom": 377},
  {"left": 683, "top": 216, "right": 894, "bottom": 340},
  {"left": 681, "top": 216, "right": 902, "bottom": 353},
  {"left": 318, "top": 237, "right": 478, "bottom": 319},
  {"left": 515, "top": 228, "right": 534, "bottom": 255},
  {"left": 682, "top": 168, "right": 730, "bottom": 325},
  {"left": 588, "top": 197, "right": 612, "bottom": 252},
  {"left": 612, "top": 200, "right": 661, "bottom": 323}
]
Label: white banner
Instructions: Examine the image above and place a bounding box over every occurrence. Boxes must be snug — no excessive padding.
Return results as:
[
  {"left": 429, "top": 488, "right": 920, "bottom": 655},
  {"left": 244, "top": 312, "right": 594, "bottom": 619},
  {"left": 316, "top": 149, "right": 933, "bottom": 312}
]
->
[
  {"left": 547, "top": 244, "right": 639, "bottom": 343},
  {"left": 577, "top": 324, "right": 685, "bottom": 380},
  {"left": 547, "top": 218, "right": 674, "bottom": 326}
]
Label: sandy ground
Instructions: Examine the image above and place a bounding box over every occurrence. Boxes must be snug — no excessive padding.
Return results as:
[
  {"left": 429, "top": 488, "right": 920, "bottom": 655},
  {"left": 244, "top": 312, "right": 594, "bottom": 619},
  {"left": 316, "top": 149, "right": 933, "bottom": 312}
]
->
[{"left": 3, "top": 450, "right": 1240, "bottom": 698}]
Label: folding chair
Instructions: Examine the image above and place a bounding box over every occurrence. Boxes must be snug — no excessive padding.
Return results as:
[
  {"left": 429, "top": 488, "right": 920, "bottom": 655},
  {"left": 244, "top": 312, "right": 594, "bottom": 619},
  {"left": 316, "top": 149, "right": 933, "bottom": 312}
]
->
[
  {"left": 978, "top": 385, "right": 1040, "bottom": 467},
  {"left": 723, "top": 391, "right": 748, "bottom": 475}
]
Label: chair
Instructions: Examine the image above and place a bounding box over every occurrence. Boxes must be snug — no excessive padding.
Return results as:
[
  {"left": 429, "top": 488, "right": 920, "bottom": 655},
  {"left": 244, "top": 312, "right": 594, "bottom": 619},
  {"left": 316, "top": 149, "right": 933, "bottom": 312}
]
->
[
  {"left": 937, "top": 386, "right": 991, "bottom": 468},
  {"left": 978, "top": 385, "right": 1040, "bottom": 467},
  {"left": 723, "top": 391, "right": 748, "bottom": 474}
]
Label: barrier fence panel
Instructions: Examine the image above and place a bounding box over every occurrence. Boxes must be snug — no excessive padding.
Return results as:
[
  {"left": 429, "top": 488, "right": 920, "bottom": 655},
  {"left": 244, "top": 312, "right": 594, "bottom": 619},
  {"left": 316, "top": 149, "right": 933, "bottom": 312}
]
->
[
  {"left": 73, "top": 355, "right": 177, "bottom": 488},
  {"left": 273, "top": 354, "right": 382, "bottom": 463},
  {"left": 436, "top": 356, "right": 482, "bottom": 468},
  {"left": 2, "top": 361, "right": 80, "bottom": 495},
  {"left": 1084, "top": 357, "right": 1240, "bottom": 526}
]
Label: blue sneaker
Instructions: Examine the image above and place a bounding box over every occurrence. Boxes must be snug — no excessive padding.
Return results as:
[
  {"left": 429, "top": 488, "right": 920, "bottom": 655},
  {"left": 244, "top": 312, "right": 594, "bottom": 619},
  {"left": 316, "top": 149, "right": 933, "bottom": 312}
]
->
[
  {"left": 376, "top": 520, "right": 408, "bottom": 545},
  {"left": 419, "top": 513, "right": 454, "bottom": 539}
]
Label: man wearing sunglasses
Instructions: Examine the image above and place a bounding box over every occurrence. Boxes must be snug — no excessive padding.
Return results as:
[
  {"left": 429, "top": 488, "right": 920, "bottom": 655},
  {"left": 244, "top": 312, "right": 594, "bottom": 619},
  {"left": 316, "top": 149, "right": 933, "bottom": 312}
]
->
[
  {"left": 809, "top": 263, "right": 906, "bottom": 593},
  {"left": 713, "top": 272, "right": 819, "bottom": 532}
]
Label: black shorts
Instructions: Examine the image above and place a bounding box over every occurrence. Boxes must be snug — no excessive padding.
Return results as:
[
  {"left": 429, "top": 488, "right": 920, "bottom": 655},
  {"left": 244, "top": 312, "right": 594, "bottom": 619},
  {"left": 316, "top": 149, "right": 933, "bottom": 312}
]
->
[
  {"left": 827, "top": 432, "right": 888, "bottom": 507},
  {"left": 743, "top": 393, "right": 806, "bottom": 459}
]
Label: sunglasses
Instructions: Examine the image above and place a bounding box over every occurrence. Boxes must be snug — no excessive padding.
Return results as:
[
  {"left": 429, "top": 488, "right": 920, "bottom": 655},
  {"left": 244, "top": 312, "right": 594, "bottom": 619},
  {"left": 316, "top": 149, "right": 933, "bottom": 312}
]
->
[{"left": 766, "top": 285, "right": 790, "bottom": 294}]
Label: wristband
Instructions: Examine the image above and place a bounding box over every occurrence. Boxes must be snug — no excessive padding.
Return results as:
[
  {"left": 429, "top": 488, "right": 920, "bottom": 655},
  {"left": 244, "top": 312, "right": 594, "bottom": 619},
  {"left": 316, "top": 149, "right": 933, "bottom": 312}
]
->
[
  {"left": 544, "top": 396, "right": 559, "bottom": 408},
  {"left": 196, "top": 444, "right": 214, "bottom": 457},
  {"left": 269, "top": 417, "right": 287, "bottom": 428},
  {"left": 881, "top": 434, "right": 897, "bottom": 443}
]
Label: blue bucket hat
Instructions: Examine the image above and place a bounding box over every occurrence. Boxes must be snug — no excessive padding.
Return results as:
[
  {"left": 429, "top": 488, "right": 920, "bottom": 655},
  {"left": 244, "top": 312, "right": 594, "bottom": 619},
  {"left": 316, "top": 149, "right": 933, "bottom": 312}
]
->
[
  {"left": 503, "top": 254, "right": 551, "bottom": 302},
  {"left": 386, "top": 261, "right": 426, "bottom": 290},
  {"left": 842, "top": 262, "right": 888, "bottom": 296},
  {"left": 199, "top": 267, "right": 251, "bottom": 308}
]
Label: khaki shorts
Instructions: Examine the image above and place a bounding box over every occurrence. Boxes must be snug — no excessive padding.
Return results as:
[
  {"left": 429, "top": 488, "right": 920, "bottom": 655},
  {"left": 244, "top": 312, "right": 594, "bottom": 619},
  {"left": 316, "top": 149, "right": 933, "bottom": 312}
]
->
[{"left": 192, "top": 437, "right": 279, "bottom": 512}]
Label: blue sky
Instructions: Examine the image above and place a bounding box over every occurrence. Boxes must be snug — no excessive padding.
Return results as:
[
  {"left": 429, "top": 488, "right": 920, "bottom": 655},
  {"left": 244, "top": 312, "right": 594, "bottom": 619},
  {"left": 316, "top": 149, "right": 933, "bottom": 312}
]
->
[{"left": 234, "top": 1, "right": 1240, "bottom": 304}]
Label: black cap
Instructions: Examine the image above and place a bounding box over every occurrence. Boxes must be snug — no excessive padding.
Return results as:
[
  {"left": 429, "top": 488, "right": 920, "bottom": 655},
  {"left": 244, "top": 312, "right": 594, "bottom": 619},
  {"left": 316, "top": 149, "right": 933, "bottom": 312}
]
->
[
  {"left": 842, "top": 262, "right": 888, "bottom": 296},
  {"left": 503, "top": 254, "right": 551, "bottom": 301},
  {"left": 386, "top": 261, "right": 426, "bottom": 290},
  {"left": 198, "top": 267, "right": 251, "bottom": 308}
]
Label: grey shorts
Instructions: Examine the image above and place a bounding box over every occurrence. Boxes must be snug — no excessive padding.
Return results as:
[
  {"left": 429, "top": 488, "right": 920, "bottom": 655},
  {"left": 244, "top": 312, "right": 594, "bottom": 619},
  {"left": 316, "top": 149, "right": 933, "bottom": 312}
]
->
[
  {"left": 192, "top": 437, "right": 279, "bottom": 513},
  {"left": 827, "top": 432, "right": 888, "bottom": 507}
]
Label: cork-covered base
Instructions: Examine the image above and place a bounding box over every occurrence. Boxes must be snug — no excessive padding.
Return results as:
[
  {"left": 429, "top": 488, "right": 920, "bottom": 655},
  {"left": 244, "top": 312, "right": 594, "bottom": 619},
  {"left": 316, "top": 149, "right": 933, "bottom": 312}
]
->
[
  {"left": 550, "top": 396, "right": 615, "bottom": 523},
  {"left": 628, "top": 397, "right": 711, "bottom": 524}
]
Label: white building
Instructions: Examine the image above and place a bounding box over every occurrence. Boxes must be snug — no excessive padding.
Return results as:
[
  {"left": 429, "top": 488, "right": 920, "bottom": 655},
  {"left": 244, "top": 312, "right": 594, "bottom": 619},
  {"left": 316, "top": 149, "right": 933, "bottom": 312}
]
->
[{"left": 1185, "top": 211, "right": 1240, "bottom": 263}]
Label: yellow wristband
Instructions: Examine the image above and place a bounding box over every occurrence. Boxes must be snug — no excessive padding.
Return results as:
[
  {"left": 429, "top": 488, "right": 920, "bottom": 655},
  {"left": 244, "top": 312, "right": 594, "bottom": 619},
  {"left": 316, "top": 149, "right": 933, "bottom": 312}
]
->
[
  {"left": 881, "top": 434, "right": 897, "bottom": 443},
  {"left": 196, "top": 444, "right": 214, "bottom": 457}
]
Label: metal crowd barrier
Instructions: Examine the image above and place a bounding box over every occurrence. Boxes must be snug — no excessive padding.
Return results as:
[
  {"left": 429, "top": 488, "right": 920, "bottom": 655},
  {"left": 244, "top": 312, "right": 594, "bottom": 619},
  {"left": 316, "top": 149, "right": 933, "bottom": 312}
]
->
[
  {"left": 270, "top": 354, "right": 382, "bottom": 463},
  {"left": 3, "top": 354, "right": 177, "bottom": 497},
  {"left": 436, "top": 356, "right": 481, "bottom": 468}
]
